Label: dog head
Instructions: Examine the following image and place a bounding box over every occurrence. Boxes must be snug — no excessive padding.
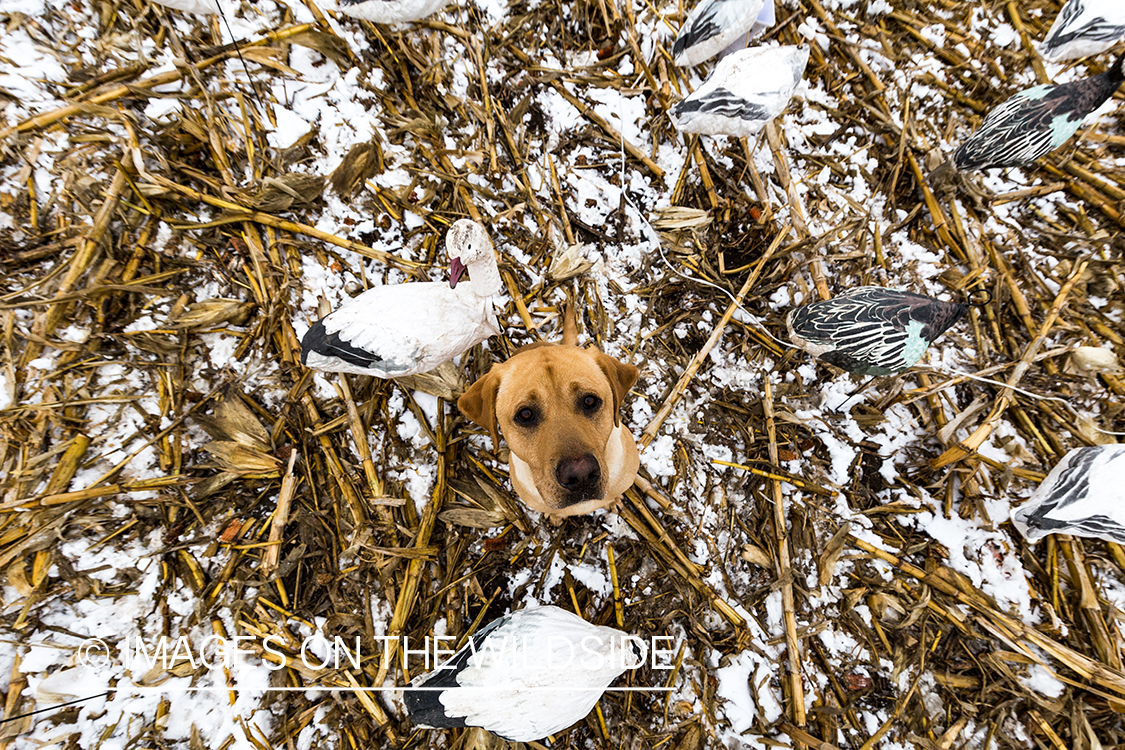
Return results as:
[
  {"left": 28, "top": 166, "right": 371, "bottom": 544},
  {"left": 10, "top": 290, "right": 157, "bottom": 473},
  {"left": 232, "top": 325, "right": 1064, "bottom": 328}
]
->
[{"left": 458, "top": 342, "right": 638, "bottom": 515}]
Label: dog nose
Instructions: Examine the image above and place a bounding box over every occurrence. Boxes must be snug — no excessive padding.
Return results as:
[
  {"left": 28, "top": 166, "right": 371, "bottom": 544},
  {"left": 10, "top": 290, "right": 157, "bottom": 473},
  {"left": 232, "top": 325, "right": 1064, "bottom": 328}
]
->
[{"left": 556, "top": 454, "right": 601, "bottom": 490}]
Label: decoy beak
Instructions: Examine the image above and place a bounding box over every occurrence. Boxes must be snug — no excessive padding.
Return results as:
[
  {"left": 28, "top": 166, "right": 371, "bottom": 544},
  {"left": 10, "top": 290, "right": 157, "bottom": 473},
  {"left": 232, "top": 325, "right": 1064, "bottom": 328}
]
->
[{"left": 450, "top": 257, "right": 466, "bottom": 289}]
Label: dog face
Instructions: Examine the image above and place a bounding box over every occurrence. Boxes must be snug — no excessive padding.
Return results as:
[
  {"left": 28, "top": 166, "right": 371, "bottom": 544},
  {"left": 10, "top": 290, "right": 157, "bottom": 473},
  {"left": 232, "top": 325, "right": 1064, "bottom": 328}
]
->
[{"left": 458, "top": 343, "right": 639, "bottom": 516}]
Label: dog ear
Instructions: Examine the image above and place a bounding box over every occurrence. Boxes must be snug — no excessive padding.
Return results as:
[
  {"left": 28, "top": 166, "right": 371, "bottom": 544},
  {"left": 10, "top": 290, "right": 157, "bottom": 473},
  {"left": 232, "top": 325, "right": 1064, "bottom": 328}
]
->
[
  {"left": 458, "top": 369, "right": 502, "bottom": 451},
  {"left": 594, "top": 351, "right": 638, "bottom": 427}
]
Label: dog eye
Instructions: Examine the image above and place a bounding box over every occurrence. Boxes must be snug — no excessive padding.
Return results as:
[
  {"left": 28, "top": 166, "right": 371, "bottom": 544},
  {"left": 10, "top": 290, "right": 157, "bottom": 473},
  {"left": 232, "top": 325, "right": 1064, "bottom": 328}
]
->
[
  {"left": 514, "top": 407, "right": 537, "bottom": 426},
  {"left": 580, "top": 394, "right": 602, "bottom": 411}
]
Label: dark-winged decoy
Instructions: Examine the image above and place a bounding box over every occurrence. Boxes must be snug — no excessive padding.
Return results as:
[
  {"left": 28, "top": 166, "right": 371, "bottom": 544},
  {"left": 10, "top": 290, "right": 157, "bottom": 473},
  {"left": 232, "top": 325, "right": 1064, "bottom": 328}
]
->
[
  {"left": 786, "top": 287, "right": 972, "bottom": 377},
  {"left": 1011, "top": 445, "right": 1125, "bottom": 543},
  {"left": 948, "top": 50, "right": 1125, "bottom": 172},
  {"left": 670, "top": 45, "right": 809, "bottom": 138},
  {"left": 300, "top": 219, "right": 501, "bottom": 379},
  {"left": 672, "top": 0, "right": 775, "bottom": 67},
  {"left": 1040, "top": 0, "right": 1125, "bottom": 62},
  {"left": 329, "top": 0, "right": 449, "bottom": 22},
  {"left": 404, "top": 606, "right": 646, "bottom": 742}
]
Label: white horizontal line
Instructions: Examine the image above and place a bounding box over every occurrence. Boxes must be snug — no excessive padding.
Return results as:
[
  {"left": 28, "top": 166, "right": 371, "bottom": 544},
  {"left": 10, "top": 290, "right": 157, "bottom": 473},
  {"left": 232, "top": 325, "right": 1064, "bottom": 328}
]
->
[{"left": 110, "top": 686, "right": 673, "bottom": 693}]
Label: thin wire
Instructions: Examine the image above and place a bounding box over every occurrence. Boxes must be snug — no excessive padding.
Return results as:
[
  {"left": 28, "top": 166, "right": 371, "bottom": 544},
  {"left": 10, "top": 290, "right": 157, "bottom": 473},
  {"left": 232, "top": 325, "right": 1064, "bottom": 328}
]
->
[
  {"left": 926, "top": 366, "right": 1125, "bottom": 436},
  {"left": 653, "top": 239, "right": 797, "bottom": 351},
  {"left": 0, "top": 683, "right": 675, "bottom": 727},
  {"left": 214, "top": 1, "right": 266, "bottom": 114},
  {"left": 613, "top": 117, "right": 797, "bottom": 352},
  {"left": 650, "top": 248, "right": 1125, "bottom": 434},
  {"left": 0, "top": 692, "right": 112, "bottom": 726}
]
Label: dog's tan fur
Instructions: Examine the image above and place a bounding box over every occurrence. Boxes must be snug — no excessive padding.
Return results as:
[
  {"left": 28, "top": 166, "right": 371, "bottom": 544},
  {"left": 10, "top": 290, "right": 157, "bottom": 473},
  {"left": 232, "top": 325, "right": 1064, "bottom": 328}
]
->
[{"left": 458, "top": 308, "right": 639, "bottom": 520}]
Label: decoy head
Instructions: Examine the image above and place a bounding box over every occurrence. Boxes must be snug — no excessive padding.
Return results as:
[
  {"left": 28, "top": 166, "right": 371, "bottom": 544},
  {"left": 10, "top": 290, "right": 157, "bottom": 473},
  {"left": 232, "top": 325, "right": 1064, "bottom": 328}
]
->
[{"left": 446, "top": 219, "right": 494, "bottom": 289}]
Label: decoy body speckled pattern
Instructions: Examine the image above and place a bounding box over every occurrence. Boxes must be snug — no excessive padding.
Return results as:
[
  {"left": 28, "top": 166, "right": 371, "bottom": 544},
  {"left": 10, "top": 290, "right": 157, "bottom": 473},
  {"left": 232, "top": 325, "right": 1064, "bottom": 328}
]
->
[
  {"left": 670, "top": 45, "right": 809, "bottom": 138},
  {"left": 403, "top": 606, "right": 646, "bottom": 742},
  {"left": 1011, "top": 445, "right": 1125, "bottom": 544},
  {"left": 672, "top": 0, "right": 773, "bottom": 67},
  {"left": 786, "top": 287, "right": 970, "bottom": 377},
  {"left": 300, "top": 220, "right": 501, "bottom": 378},
  {"left": 951, "top": 50, "right": 1125, "bottom": 172},
  {"left": 1040, "top": 0, "right": 1125, "bottom": 62}
]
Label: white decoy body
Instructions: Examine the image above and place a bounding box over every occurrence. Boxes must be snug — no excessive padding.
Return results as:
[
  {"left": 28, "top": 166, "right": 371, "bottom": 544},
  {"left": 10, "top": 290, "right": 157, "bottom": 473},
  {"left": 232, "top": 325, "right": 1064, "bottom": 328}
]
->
[
  {"left": 300, "top": 220, "right": 501, "bottom": 379},
  {"left": 148, "top": 0, "right": 224, "bottom": 13},
  {"left": 331, "top": 0, "right": 450, "bottom": 22},
  {"left": 404, "top": 606, "right": 646, "bottom": 742},
  {"left": 670, "top": 45, "right": 809, "bottom": 137},
  {"left": 1011, "top": 445, "right": 1125, "bottom": 543},
  {"left": 1039, "top": 0, "right": 1125, "bottom": 62},
  {"left": 673, "top": 0, "right": 771, "bottom": 67}
]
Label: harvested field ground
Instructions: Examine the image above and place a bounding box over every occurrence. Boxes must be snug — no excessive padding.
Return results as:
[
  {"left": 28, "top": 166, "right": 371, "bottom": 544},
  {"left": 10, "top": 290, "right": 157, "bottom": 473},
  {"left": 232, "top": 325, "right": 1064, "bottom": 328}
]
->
[{"left": 1, "top": 0, "right": 1124, "bottom": 749}]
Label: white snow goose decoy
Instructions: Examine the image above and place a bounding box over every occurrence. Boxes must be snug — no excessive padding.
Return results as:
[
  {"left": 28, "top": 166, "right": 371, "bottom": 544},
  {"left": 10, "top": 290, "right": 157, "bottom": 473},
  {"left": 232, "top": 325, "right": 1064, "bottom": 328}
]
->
[
  {"left": 670, "top": 45, "right": 809, "bottom": 138},
  {"left": 148, "top": 0, "right": 224, "bottom": 13},
  {"left": 329, "top": 0, "right": 450, "bottom": 22},
  {"left": 300, "top": 219, "right": 501, "bottom": 379},
  {"left": 404, "top": 605, "right": 646, "bottom": 742},
  {"left": 1011, "top": 444, "right": 1125, "bottom": 544},
  {"left": 672, "top": 0, "right": 776, "bottom": 67},
  {"left": 1040, "top": 0, "right": 1125, "bottom": 62}
]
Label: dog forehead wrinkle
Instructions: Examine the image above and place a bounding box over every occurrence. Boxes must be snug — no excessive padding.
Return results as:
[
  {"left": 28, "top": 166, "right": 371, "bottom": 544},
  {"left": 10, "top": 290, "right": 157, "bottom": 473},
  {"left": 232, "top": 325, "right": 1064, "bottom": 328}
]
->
[
  {"left": 499, "top": 382, "right": 541, "bottom": 407},
  {"left": 567, "top": 379, "right": 603, "bottom": 397},
  {"left": 538, "top": 356, "right": 594, "bottom": 398},
  {"left": 542, "top": 351, "right": 607, "bottom": 390}
]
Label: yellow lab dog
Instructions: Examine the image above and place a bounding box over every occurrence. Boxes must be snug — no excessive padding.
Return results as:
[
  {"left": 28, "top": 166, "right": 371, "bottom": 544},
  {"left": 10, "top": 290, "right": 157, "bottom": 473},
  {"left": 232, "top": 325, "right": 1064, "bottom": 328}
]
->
[{"left": 458, "top": 307, "right": 639, "bottom": 521}]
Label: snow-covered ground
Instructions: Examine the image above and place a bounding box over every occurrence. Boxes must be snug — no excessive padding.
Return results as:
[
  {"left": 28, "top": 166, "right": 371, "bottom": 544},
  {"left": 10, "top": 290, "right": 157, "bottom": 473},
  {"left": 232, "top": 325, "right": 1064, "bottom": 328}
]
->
[{"left": 1, "top": 0, "right": 1123, "bottom": 747}]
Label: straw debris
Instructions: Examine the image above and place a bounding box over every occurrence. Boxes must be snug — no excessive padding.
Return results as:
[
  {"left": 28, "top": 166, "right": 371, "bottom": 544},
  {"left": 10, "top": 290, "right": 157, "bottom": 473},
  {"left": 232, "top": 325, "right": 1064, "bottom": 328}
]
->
[{"left": 1, "top": 0, "right": 1123, "bottom": 748}]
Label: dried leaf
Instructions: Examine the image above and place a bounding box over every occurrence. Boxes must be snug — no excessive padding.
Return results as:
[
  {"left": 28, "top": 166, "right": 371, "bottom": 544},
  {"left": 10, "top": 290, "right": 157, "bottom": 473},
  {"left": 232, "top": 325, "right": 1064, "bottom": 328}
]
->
[
  {"left": 195, "top": 392, "right": 272, "bottom": 451},
  {"left": 203, "top": 441, "right": 281, "bottom": 473},
  {"left": 651, "top": 206, "right": 712, "bottom": 230},
  {"left": 393, "top": 361, "right": 467, "bottom": 400},
  {"left": 1073, "top": 415, "right": 1118, "bottom": 446},
  {"left": 169, "top": 298, "right": 255, "bottom": 329},
  {"left": 36, "top": 667, "right": 93, "bottom": 704},
  {"left": 938, "top": 394, "right": 989, "bottom": 445},
  {"left": 817, "top": 521, "right": 850, "bottom": 586},
  {"left": 191, "top": 472, "right": 238, "bottom": 499},
  {"left": 438, "top": 507, "right": 510, "bottom": 528},
  {"left": 237, "top": 47, "right": 302, "bottom": 77},
  {"left": 1065, "top": 346, "right": 1122, "bottom": 377},
  {"left": 289, "top": 30, "right": 353, "bottom": 69},
  {"left": 868, "top": 591, "right": 906, "bottom": 624},
  {"left": 740, "top": 543, "right": 772, "bottom": 568},
  {"left": 548, "top": 241, "right": 594, "bottom": 281},
  {"left": 6, "top": 560, "right": 33, "bottom": 597},
  {"left": 329, "top": 140, "right": 384, "bottom": 197},
  {"left": 244, "top": 174, "right": 325, "bottom": 212}
]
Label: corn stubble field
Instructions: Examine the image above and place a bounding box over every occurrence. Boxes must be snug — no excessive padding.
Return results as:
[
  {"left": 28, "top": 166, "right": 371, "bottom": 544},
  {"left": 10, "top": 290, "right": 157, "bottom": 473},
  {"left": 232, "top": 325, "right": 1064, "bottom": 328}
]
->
[{"left": 0, "top": 0, "right": 1124, "bottom": 748}]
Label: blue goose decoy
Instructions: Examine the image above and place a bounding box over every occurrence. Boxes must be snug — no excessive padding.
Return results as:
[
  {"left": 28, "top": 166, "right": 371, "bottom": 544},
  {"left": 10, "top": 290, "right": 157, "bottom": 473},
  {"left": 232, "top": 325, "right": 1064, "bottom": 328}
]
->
[
  {"left": 670, "top": 45, "right": 809, "bottom": 137},
  {"left": 1040, "top": 0, "right": 1125, "bottom": 62},
  {"left": 786, "top": 287, "right": 972, "bottom": 377},
  {"left": 404, "top": 606, "right": 646, "bottom": 742},
  {"left": 948, "top": 50, "right": 1125, "bottom": 172},
  {"left": 300, "top": 220, "right": 501, "bottom": 379},
  {"left": 1012, "top": 445, "right": 1125, "bottom": 543}
]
